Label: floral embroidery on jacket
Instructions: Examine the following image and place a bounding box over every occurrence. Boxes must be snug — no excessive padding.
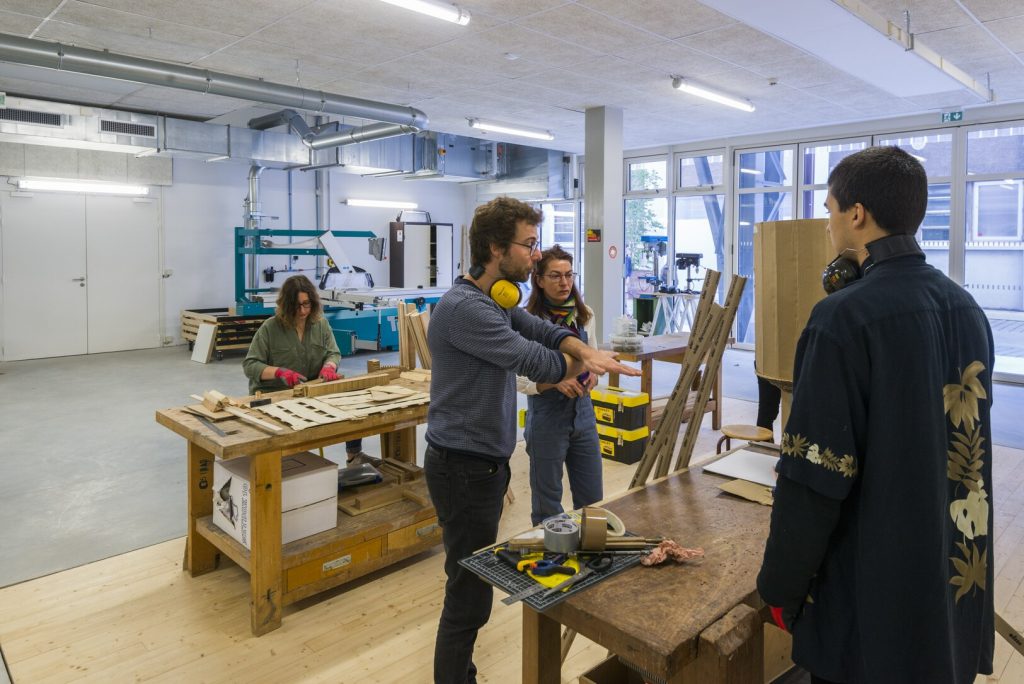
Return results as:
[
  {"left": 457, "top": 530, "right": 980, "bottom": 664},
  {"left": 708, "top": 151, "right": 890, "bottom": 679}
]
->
[
  {"left": 781, "top": 432, "right": 858, "bottom": 478},
  {"left": 945, "top": 361, "right": 989, "bottom": 603}
]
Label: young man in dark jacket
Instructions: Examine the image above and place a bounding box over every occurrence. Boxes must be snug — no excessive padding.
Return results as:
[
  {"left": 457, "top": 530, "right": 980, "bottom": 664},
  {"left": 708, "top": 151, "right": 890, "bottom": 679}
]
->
[{"left": 757, "top": 146, "right": 995, "bottom": 684}]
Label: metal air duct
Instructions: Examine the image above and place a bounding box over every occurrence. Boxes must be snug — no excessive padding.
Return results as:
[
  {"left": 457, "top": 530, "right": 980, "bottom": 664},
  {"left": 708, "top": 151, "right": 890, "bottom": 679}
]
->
[
  {"left": 0, "top": 32, "right": 429, "bottom": 129},
  {"left": 248, "top": 109, "right": 418, "bottom": 150}
]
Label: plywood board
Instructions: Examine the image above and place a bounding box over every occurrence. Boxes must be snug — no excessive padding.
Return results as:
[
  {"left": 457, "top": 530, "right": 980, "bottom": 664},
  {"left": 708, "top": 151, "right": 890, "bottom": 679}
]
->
[
  {"left": 190, "top": 322, "right": 216, "bottom": 364},
  {"left": 702, "top": 449, "right": 779, "bottom": 488}
]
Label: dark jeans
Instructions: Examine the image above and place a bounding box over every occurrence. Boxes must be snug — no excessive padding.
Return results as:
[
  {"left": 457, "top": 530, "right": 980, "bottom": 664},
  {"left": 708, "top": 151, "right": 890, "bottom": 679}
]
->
[
  {"left": 524, "top": 393, "right": 603, "bottom": 525},
  {"left": 811, "top": 676, "right": 841, "bottom": 684},
  {"left": 756, "top": 374, "right": 782, "bottom": 431},
  {"left": 424, "top": 445, "right": 511, "bottom": 684}
]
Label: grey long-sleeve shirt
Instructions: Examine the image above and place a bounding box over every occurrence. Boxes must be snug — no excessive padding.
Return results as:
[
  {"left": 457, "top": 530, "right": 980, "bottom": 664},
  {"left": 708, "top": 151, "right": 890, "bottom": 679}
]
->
[{"left": 425, "top": 277, "right": 572, "bottom": 461}]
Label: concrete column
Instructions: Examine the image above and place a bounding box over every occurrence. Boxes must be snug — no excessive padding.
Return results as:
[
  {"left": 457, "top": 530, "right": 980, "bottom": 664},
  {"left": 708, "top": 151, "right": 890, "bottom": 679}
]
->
[{"left": 583, "top": 106, "right": 624, "bottom": 342}]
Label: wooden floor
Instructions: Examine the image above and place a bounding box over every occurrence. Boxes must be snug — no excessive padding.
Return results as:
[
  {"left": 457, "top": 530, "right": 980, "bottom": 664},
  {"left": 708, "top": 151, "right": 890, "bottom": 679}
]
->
[{"left": 0, "top": 397, "right": 1021, "bottom": 683}]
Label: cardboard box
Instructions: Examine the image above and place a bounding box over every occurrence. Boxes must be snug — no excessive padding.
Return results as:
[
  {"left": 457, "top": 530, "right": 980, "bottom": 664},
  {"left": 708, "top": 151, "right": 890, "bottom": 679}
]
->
[
  {"left": 212, "top": 451, "right": 338, "bottom": 549},
  {"left": 754, "top": 219, "right": 835, "bottom": 385},
  {"left": 590, "top": 386, "right": 649, "bottom": 431}
]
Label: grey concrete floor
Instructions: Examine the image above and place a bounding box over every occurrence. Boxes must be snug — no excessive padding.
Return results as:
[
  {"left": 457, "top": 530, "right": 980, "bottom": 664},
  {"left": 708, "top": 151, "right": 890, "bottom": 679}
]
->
[{"left": 0, "top": 344, "right": 1020, "bottom": 595}]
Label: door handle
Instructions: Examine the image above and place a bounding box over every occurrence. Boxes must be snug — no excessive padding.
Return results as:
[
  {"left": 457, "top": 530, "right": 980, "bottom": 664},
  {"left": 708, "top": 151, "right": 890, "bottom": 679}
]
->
[{"left": 71, "top": 277, "right": 86, "bottom": 282}]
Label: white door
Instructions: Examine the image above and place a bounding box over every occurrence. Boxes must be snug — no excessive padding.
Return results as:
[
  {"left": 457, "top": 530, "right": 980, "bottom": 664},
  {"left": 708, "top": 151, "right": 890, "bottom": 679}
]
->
[
  {"left": 85, "top": 195, "right": 160, "bottom": 353},
  {"left": 1, "top": 191, "right": 89, "bottom": 360},
  {"left": 404, "top": 226, "right": 432, "bottom": 288}
]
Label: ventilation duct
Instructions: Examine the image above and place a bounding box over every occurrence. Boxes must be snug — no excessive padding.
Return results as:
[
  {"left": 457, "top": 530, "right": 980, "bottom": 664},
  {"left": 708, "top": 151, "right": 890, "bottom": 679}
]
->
[
  {"left": 0, "top": 32, "right": 428, "bottom": 129},
  {"left": 0, "top": 98, "right": 158, "bottom": 154},
  {"left": 248, "top": 109, "right": 419, "bottom": 151}
]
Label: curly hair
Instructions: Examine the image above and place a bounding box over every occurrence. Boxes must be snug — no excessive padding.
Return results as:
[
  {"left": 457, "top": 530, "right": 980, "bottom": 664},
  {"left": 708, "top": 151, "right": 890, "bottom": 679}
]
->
[
  {"left": 525, "top": 245, "right": 591, "bottom": 327},
  {"left": 469, "top": 196, "right": 543, "bottom": 270},
  {"left": 275, "top": 275, "right": 322, "bottom": 328}
]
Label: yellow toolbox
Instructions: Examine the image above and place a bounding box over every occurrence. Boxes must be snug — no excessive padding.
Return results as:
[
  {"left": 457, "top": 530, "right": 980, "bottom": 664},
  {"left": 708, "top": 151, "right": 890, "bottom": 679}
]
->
[
  {"left": 590, "top": 386, "right": 649, "bottom": 431},
  {"left": 596, "top": 424, "right": 649, "bottom": 465}
]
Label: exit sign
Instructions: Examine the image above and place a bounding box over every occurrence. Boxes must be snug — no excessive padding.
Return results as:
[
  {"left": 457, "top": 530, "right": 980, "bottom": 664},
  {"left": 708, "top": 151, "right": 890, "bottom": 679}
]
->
[{"left": 942, "top": 111, "right": 964, "bottom": 122}]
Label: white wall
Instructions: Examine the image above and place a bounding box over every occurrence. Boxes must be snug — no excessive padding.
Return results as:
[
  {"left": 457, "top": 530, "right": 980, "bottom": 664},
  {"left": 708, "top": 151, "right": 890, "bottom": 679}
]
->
[{"left": 161, "top": 159, "right": 475, "bottom": 345}]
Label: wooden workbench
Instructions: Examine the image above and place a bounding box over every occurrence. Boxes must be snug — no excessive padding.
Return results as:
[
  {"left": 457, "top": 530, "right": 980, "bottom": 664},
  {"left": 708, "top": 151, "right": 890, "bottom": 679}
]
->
[
  {"left": 522, "top": 463, "right": 773, "bottom": 683},
  {"left": 606, "top": 333, "right": 726, "bottom": 430},
  {"left": 154, "top": 376, "right": 441, "bottom": 636}
]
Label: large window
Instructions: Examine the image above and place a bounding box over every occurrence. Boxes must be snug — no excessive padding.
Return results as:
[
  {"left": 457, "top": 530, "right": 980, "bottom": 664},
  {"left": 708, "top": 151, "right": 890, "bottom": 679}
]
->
[
  {"left": 735, "top": 147, "right": 795, "bottom": 344},
  {"left": 628, "top": 157, "right": 667, "bottom": 192},
  {"left": 624, "top": 197, "right": 669, "bottom": 311},
  {"left": 798, "top": 139, "right": 868, "bottom": 219},
  {"left": 964, "top": 125, "right": 1024, "bottom": 376}
]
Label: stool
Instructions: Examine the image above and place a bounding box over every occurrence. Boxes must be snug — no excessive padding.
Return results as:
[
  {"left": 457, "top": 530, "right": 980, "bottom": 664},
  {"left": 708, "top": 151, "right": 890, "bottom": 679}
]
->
[{"left": 716, "top": 424, "right": 774, "bottom": 453}]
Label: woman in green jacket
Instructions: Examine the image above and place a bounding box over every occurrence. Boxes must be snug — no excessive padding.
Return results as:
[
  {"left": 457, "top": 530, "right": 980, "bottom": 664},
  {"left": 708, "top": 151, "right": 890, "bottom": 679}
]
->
[{"left": 243, "top": 276, "right": 368, "bottom": 464}]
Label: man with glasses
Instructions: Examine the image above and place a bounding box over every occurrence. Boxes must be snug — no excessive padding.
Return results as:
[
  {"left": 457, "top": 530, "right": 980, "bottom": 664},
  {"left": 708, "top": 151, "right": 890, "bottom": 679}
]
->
[{"left": 424, "top": 196, "right": 639, "bottom": 683}]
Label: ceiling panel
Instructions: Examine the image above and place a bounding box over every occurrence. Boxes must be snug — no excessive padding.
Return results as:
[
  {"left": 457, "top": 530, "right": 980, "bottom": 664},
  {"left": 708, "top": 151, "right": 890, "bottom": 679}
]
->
[
  {"left": 0, "top": 9, "right": 45, "bottom": 34},
  {"left": 66, "top": 0, "right": 314, "bottom": 37},
  {"left": 0, "top": 0, "right": 1021, "bottom": 153},
  {"left": 676, "top": 22, "right": 808, "bottom": 71},
  {"left": 960, "top": 0, "right": 1024, "bottom": 22},
  {"left": 576, "top": 0, "right": 734, "bottom": 40},
  {"left": 0, "top": 0, "right": 62, "bottom": 18},
  {"left": 516, "top": 4, "right": 664, "bottom": 55}
]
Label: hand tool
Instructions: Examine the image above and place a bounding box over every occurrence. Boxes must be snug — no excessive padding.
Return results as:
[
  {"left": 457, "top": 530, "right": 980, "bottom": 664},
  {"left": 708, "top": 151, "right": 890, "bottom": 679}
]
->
[
  {"left": 518, "top": 559, "right": 576, "bottom": 577},
  {"left": 501, "top": 582, "right": 550, "bottom": 605},
  {"left": 493, "top": 547, "right": 525, "bottom": 570},
  {"left": 542, "top": 554, "right": 613, "bottom": 598},
  {"left": 195, "top": 413, "right": 237, "bottom": 437}
]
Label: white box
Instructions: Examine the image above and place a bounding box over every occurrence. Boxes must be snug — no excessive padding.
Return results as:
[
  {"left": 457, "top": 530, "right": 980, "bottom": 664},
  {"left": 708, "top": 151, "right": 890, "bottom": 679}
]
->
[{"left": 212, "top": 451, "right": 338, "bottom": 549}]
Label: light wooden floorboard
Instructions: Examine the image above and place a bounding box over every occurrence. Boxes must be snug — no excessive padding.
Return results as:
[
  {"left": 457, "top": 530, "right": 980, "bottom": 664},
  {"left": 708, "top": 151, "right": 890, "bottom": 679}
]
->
[{"left": 1, "top": 397, "right": 1019, "bottom": 683}]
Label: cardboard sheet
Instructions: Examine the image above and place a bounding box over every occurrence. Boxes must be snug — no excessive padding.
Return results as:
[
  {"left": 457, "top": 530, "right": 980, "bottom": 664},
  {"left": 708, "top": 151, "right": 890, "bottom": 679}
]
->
[{"left": 702, "top": 448, "right": 779, "bottom": 488}]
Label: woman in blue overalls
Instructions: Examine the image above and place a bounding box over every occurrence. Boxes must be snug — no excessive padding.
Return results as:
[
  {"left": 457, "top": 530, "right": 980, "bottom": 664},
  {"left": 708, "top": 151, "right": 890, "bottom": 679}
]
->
[{"left": 517, "top": 245, "right": 602, "bottom": 525}]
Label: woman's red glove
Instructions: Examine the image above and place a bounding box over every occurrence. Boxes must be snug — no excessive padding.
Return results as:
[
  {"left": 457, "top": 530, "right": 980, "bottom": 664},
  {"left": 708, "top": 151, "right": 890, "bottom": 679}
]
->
[
  {"left": 319, "top": 365, "right": 340, "bottom": 381},
  {"left": 274, "top": 367, "right": 306, "bottom": 387}
]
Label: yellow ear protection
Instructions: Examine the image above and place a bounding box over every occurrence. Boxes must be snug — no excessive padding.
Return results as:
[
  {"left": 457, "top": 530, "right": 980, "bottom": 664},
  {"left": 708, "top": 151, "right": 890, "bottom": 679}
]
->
[
  {"left": 468, "top": 264, "right": 521, "bottom": 309},
  {"left": 822, "top": 234, "right": 923, "bottom": 294}
]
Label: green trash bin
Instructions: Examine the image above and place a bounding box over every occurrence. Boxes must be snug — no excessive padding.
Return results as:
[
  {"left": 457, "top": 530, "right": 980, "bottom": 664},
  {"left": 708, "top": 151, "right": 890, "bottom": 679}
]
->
[{"left": 634, "top": 295, "right": 656, "bottom": 335}]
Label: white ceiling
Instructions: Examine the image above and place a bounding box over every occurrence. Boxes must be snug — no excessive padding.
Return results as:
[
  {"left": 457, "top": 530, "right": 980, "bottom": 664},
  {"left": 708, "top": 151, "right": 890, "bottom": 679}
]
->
[{"left": 0, "top": 0, "right": 1022, "bottom": 153}]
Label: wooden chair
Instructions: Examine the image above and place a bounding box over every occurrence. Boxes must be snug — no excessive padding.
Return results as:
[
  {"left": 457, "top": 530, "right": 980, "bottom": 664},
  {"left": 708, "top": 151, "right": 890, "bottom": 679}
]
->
[{"left": 716, "top": 424, "right": 774, "bottom": 453}]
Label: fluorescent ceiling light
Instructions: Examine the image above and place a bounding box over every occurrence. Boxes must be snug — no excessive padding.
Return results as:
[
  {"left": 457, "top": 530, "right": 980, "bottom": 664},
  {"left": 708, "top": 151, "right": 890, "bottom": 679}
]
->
[
  {"left": 378, "top": 0, "right": 470, "bottom": 25},
  {"left": 671, "top": 77, "right": 755, "bottom": 113},
  {"left": 17, "top": 178, "right": 149, "bottom": 195},
  {"left": 697, "top": 0, "right": 992, "bottom": 101},
  {"left": 344, "top": 198, "right": 419, "bottom": 209},
  {"left": 468, "top": 118, "right": 554, "bottom": 141}
]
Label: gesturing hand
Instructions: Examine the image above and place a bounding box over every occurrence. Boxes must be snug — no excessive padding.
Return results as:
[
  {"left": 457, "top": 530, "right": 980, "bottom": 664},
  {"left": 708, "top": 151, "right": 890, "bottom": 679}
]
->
[
  {"left": 578, "top": 348, "right": 641, "bottom": 378},
  {"left": 274, "top": 367, "right": 306, "bottom": 387}
]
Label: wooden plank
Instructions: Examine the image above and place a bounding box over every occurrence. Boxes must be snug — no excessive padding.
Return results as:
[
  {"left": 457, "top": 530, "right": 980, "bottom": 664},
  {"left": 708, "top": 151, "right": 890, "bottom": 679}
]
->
[
  {"left": 295, "top": 372, "right": 390, "bottom": 398},
  {"left": 523, "top": 607, "right": 562, "bottom": 684},
  {"left": 185, "top": 442, "right": 219, "bottom": 576},
  {"left": 249, "top": 450, "right": 283, "bottom": 635},
  {"left": 409, "top": 311, "right": 431, "bottom": 369},
  {"left": 223, "top": 406, "right": 284, "bottom": 433}
]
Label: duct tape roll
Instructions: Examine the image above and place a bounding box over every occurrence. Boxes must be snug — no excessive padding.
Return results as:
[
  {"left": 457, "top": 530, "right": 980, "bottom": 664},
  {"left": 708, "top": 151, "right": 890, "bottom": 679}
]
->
[
  {"left": 542, "top": 517, "right": 580, "bottom": 553},
  {"left": 581, "top": 507, "right": 608, "bottom": 551}
]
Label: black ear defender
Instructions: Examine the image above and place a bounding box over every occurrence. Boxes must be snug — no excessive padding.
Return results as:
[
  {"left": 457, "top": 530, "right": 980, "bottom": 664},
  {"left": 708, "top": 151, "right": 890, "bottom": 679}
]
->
[
  {"left": 468, "top": 264, "right": 521, "bottom": 309},
  {"left": 822, "top": 233, "right": 924, "bottom": 294}
]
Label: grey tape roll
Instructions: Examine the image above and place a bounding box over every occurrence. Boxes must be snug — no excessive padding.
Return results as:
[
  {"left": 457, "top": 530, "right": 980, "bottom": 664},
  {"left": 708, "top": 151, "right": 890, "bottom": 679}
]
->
[{"left": 543, "top": 517, "right": 580, "bottom": 553}]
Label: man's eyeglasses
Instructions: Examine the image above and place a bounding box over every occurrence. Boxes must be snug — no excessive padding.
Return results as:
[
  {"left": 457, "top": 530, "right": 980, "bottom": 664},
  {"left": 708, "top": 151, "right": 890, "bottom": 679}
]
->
[
  {"left": 542, "top": 271, "right": 577, "bottom": 282},
  {"left": 509, "top": 240, "right": 541, "bottom": 254}
]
